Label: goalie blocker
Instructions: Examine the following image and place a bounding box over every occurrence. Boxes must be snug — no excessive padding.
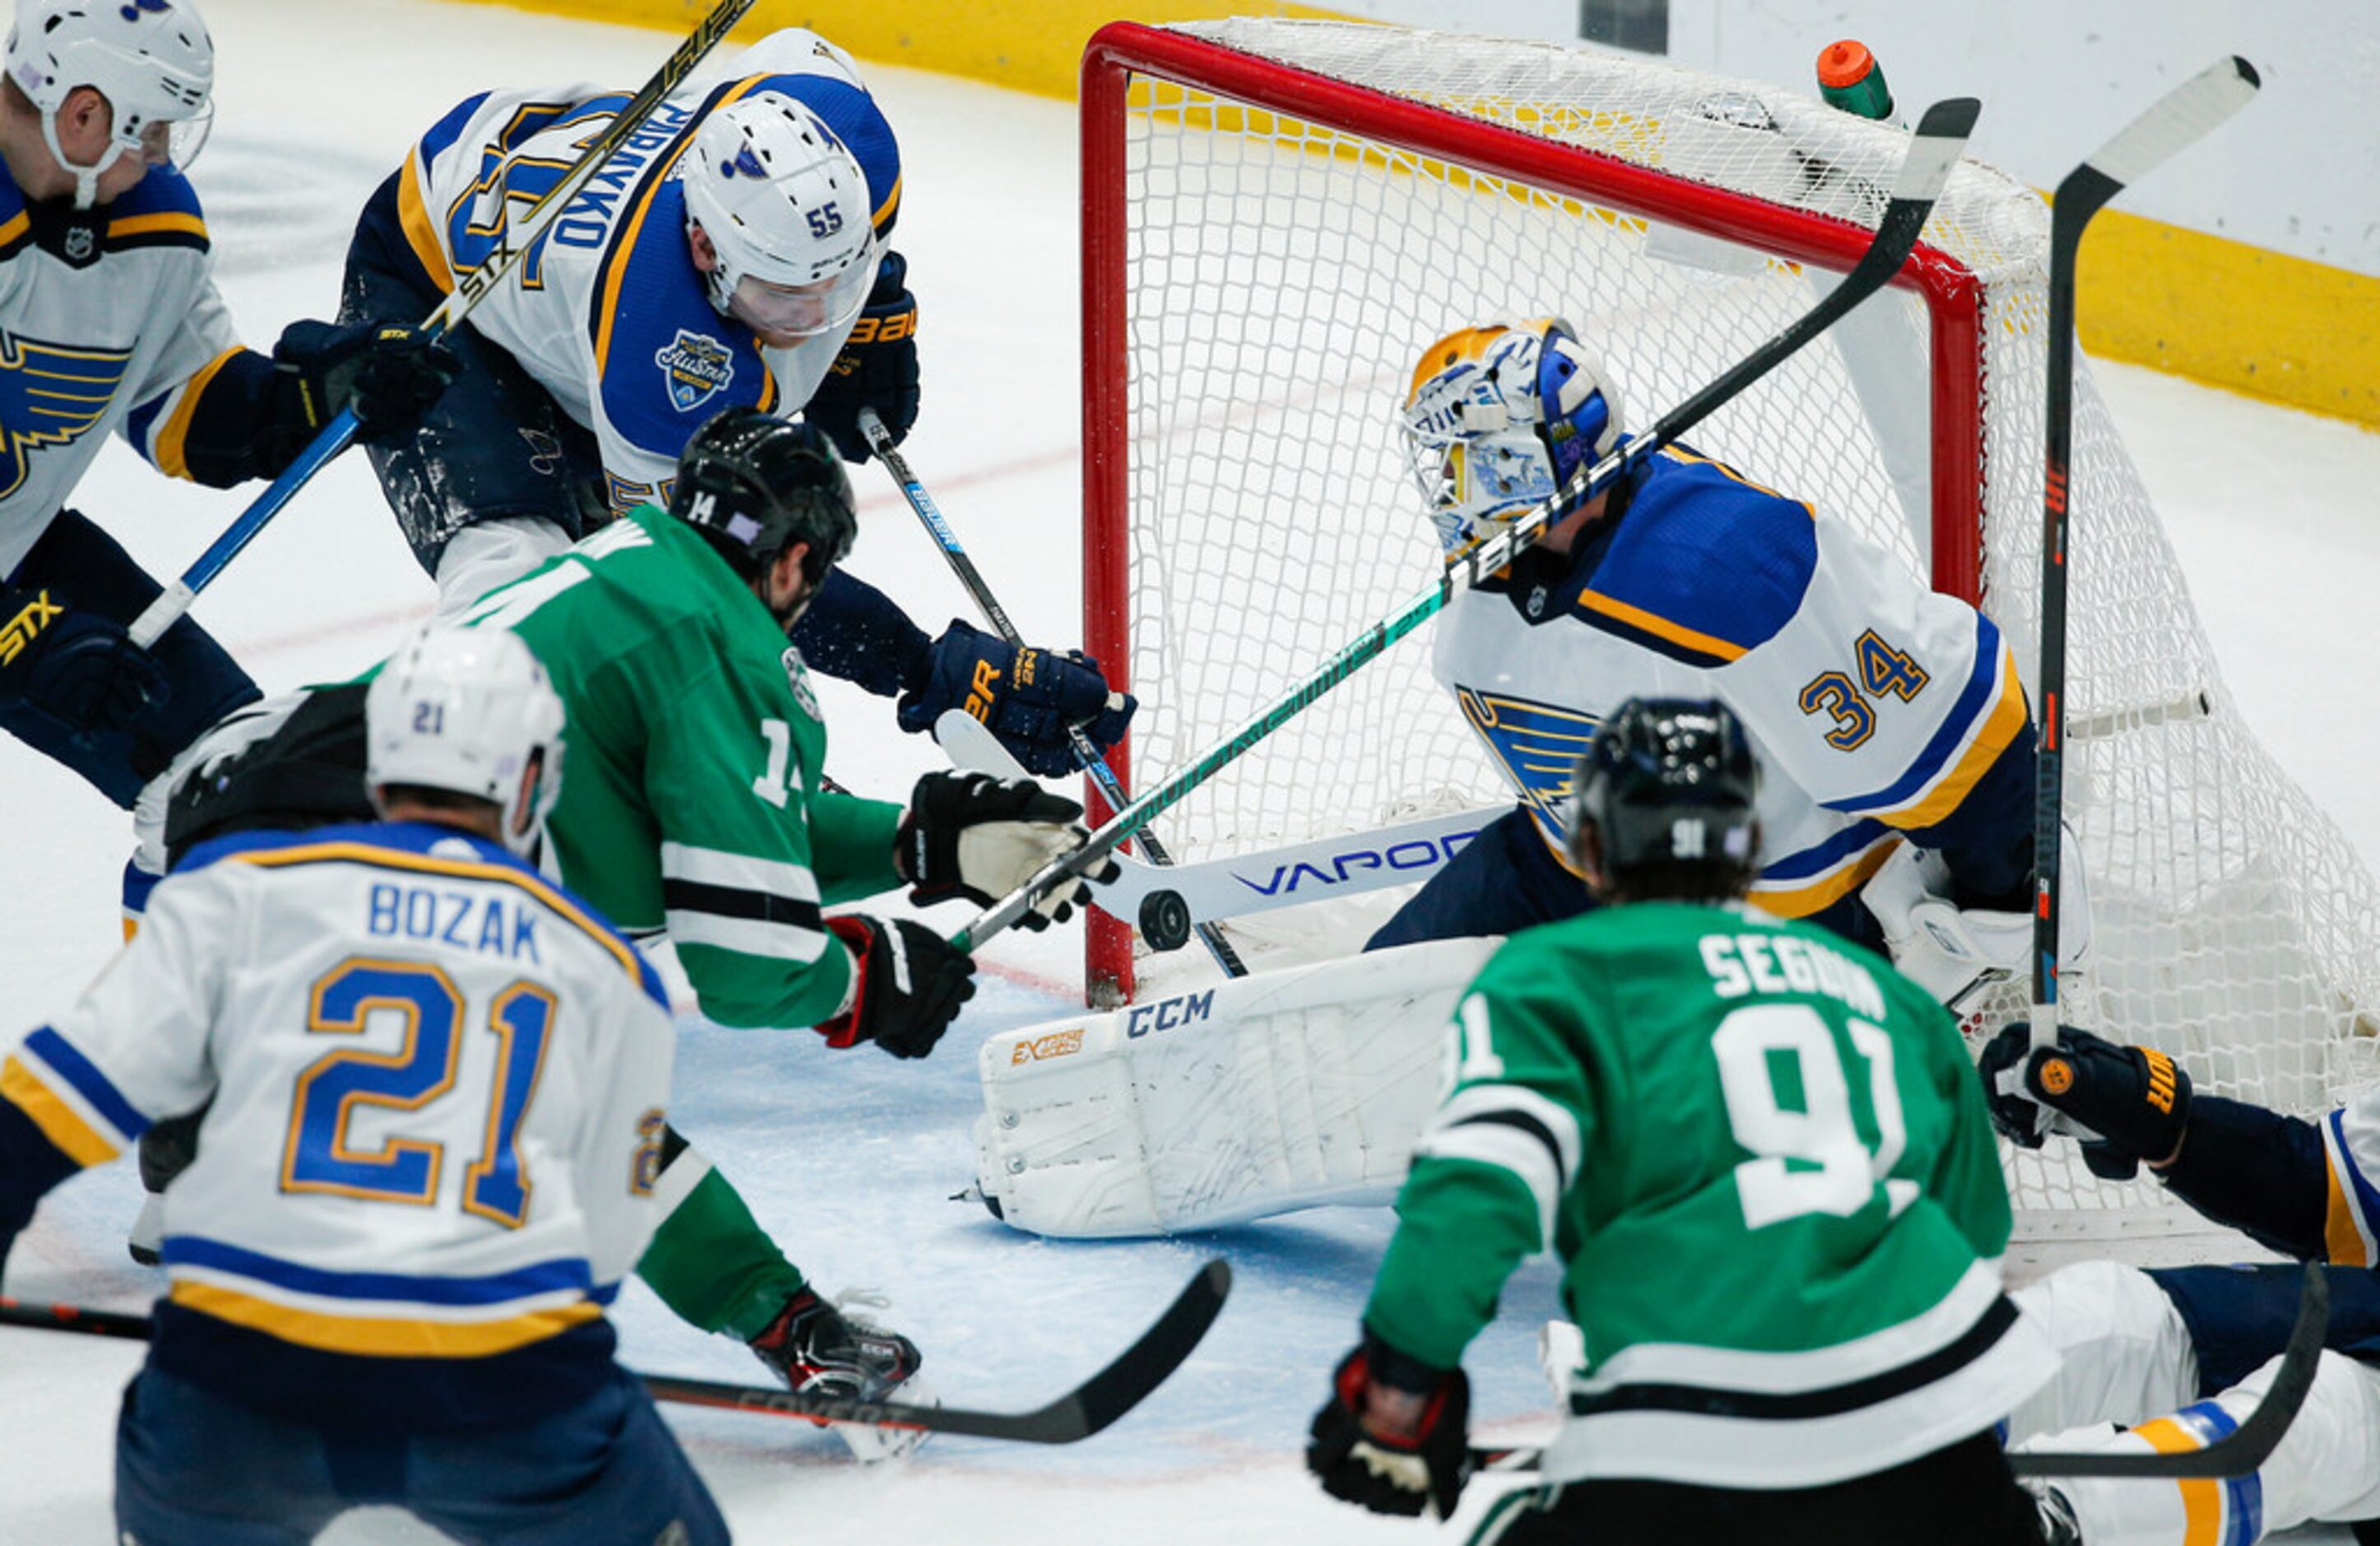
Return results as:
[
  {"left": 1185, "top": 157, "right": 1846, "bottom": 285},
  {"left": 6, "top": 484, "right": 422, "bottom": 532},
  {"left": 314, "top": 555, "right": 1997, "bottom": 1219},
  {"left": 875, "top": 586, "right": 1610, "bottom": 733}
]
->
[{"left": 974, "top": 938, "right": 1495, "bottom": 1237}]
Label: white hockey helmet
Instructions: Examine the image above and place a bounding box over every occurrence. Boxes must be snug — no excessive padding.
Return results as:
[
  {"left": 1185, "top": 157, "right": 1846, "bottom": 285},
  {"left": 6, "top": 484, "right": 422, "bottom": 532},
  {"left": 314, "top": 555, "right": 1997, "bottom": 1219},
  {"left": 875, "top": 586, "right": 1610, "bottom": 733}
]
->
[
  {"left": 6, "top": 0, "right": 216, "bottom": 208},
  {"left": 681, "top": 91, "right": 879, "bottom": 342},
  {"left": 1399, "top": 319, "right": 1624, "bottom": 557},
  {"left": 365, "top": 628, "right": 566, "bottom": 858}
]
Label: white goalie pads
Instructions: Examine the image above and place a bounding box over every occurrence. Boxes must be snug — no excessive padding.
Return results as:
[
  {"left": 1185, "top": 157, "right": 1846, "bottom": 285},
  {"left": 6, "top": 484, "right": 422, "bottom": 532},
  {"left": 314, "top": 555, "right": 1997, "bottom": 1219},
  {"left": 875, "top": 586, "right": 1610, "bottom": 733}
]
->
[
  {"left": 1860, "top": 827, "right": 2094, "bottom": 1013},
  {"left": 974, "top": 937, "right": 1499, "bottom": 1237}
]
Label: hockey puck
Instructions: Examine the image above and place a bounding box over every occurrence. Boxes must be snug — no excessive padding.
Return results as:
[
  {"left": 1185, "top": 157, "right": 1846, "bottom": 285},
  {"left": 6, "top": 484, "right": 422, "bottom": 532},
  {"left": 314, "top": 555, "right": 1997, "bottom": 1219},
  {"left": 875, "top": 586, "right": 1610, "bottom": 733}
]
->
[{"left": 1139, "top": 890, "right": 1194, "bottom": 952}]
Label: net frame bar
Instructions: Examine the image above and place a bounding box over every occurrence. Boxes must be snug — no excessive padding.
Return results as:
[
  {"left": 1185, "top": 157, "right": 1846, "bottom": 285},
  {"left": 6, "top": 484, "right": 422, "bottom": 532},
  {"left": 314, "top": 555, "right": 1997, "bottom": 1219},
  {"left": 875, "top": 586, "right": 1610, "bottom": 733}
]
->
[{"left": 1080, "top": 21, "right": 1985, "bottom": 1004}]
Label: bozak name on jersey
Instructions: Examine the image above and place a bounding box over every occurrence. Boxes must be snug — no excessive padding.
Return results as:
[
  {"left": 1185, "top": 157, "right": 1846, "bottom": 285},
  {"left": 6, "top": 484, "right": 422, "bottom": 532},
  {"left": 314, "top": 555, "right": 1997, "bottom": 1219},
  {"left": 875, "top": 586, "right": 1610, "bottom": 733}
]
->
[{"left": 1363, "top": 901, "right": 2057, "bottom": 1488}]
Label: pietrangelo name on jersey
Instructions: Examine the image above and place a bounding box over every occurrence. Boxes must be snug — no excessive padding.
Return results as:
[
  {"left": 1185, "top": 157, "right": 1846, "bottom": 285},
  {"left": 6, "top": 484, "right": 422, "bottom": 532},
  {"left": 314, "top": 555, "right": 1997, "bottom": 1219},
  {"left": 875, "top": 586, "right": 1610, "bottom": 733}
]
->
[
  {"left": 368, "top": 882, "right": 546, "bottom": 963},
  {"left": 1698, "top": 930, "right": 1885, "bottom": 1019}
]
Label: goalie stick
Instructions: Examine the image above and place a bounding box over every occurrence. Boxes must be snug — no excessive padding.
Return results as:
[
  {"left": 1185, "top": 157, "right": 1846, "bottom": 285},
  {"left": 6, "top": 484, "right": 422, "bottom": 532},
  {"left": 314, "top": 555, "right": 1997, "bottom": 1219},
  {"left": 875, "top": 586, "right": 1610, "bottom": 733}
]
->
[
  {"left": 0, "top": 1257, "right": 1230, "bottom": 1445},
  {"left": 1467, "top": 1263, "right": 2327, "bottom": 1483},
  {"left": 856, "top": 410, "right": 1248, "bottom": 979},
  {"left": 124, "top": 0, "right": 759, "bottom": 650},
  {"left": 954, "top": 94, "right": 1981, "bottom": 952},
  {"left": 2027, "top": 55, "right": 2259, "bottom": 1050}
]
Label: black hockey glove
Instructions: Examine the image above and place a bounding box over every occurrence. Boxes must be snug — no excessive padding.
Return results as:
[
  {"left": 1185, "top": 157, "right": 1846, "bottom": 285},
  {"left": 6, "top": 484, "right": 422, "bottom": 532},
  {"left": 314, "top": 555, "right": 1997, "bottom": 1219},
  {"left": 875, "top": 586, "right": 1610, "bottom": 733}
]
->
[
  {"left": 748, "top": 1287, "right": 925, "bottom": 1402},
  {"left": 897, "top": 771, "right": 1115, "bottom": 929},
  {"left": 1308, "top": 1334, "right": 1471, "bottom": 1520},
  {"left": 1978, "top": 1022, "right": 2192, "bottom": 1180},
  {"left": 271, "top": 318, "right": 463, "bottom": 454},
  {"left": 803, "top": 249, "right": 918, "bottom": 464},
  {"left": 895, "top": 620, "right": 1138, "bottom": 777},
  {"left": 816, "top": 915, "right": 976, "bottom": 1059},
  {"left": 0, "top": 583, "right": 167, "bottom": 737}
]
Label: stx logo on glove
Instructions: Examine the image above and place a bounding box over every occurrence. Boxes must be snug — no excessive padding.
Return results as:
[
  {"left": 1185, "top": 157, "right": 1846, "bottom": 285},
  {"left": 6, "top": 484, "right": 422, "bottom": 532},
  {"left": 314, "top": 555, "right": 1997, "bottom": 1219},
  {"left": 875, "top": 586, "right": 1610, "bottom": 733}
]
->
[{"left": 0, "top": 589, "right": 63, "bottom": 665}]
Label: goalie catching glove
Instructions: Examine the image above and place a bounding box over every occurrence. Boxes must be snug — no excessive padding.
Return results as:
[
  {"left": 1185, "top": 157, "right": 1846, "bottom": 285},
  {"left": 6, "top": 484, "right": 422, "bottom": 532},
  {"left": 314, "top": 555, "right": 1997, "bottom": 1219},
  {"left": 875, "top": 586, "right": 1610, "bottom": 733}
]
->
[
  {"left": 897, "top": 771, "right": 1118, "bottom": 929},
  {"left": 816, "top": 915, "right": 976, "bottom": 1060},
  {"left": 1978, "top": 1022, "right": 2192, "bottom": 1180},
  {"left": 896, "top": 621, "right": 1137, "bottom": 778},
  {"left": 1307, "top": 1334, "right": 1472, "bottom": 1520}
]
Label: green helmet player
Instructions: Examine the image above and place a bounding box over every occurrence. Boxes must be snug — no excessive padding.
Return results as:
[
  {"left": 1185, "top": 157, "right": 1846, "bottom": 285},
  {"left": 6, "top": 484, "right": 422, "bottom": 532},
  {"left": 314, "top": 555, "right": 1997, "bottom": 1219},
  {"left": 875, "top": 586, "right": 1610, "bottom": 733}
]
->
[{"left": 1306, "top": 696, "right": 2061, "bottom": 1544}]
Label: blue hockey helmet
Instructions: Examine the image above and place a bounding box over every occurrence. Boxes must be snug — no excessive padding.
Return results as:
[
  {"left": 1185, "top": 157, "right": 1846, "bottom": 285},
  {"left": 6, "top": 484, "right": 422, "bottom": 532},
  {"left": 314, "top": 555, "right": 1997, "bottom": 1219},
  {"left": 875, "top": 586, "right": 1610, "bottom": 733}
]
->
[
  {"left": 1569, "top": 696, "right": 1759, "bottom": 901},
  {"left": 1399, "top": 318, "right": 1623, "bottom": 557}
]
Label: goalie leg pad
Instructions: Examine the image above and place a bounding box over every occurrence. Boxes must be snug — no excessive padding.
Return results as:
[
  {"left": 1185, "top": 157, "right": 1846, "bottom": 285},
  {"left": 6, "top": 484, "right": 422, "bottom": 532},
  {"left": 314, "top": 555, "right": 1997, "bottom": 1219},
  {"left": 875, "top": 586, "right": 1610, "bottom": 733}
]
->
[{"left": 974, "top": 938, "right": 1499, "bottom": 1236}]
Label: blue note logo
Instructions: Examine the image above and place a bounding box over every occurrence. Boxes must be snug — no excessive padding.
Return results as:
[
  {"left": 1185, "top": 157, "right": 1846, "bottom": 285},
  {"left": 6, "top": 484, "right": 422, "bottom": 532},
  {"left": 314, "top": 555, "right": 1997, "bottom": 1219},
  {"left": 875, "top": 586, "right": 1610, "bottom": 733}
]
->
[
  {"left": 1454, "top": 686, "right": 1602, "bottom": 841},
  {"left": 655, "top": 329, "right": 735, "bottom": 414},
  {"left": 0, "top": 333, "right": 133, "bottom": 498}
]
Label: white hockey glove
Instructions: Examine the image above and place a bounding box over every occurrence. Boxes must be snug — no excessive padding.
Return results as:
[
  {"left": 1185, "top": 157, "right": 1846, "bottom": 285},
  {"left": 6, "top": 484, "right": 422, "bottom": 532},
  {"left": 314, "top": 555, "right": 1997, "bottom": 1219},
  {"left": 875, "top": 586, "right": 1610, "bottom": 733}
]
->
[
  {"left": 896, "top": 771, "right": 1116, "bottom": 929},
  {"left": 1860, "top": 828, "right": 2092, "bottom": 1013}
]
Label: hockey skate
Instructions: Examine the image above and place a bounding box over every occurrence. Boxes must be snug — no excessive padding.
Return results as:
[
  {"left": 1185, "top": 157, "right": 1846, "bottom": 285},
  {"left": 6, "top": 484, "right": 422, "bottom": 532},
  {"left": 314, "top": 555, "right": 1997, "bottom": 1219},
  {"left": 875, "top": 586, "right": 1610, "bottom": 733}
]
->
[{"left": 748, "top": 1287, "right": 938, "bottom": 1461}]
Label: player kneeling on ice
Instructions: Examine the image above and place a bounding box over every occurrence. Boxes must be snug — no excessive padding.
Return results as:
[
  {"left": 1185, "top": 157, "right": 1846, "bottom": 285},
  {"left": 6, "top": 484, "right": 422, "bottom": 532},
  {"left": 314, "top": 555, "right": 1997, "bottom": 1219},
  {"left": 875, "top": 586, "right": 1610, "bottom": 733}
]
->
[
  {"left": 338, "top": 25, "right": 1131, "bottom": 778},
  {"left": 0, "top": 628, "right": 731, "bottom": 1544},
  {"left": 1307, "top": 696, "right": 2062, "bottom": 1544},
  {"left": 133, "top": 409, "right": 1111, "bottom": 1455},
  {"left": 1983, "top": 1022, "right": 2380, "bottom": 1541},
  {"left": 0, "top": 0, "right": 456, "bottom": 905},
  {"left": 1374, "top": 319, "right": 2085, "bottom": 1010}
]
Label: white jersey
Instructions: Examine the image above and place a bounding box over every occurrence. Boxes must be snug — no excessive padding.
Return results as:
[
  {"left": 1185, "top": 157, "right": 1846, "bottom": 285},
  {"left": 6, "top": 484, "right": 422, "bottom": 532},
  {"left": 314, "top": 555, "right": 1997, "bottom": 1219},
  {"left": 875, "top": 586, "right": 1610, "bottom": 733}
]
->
[
  {"left": 0, "top": 820, "right": 672, "bottom": 1367},
  {"left": 1433, "top": 446, "right": 2029, "bottom": 922},
  {"left": 0, "top": 159, "right": 245, "bottom": 578},
  {"left": 382, "top": 30, "right": 899, "bottom": 514}
]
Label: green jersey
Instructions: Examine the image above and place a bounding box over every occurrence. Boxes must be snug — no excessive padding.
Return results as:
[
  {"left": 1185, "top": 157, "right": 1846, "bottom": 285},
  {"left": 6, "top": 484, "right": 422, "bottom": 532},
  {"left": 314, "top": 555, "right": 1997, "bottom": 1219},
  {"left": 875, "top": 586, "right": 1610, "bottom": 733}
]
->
[
  {"left": 1365, "top": 901, "right": 2054, "bottom": 1488},
  {"left": 454, "top": 506, "right": 904, "bottom": 1031}
]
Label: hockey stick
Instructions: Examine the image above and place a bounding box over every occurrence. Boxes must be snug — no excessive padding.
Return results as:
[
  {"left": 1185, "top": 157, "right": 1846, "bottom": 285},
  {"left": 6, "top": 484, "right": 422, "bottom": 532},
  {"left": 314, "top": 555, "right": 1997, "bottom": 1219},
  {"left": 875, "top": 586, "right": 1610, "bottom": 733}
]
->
[
  {"left": 0, "top": 1257, "right": 1230, "bottom": 1444},
  {"left": 953, "top": 95, "right": 1980, "bottom": 951},
  {"left": 124, "top": 0, "right": 759, "bottom": 650},
  {"left": 1463, "top": 1263, "right": 2326, "bottom": 1482},
  {"left": 855, "top": 409, "right": 1249, "bottom": 978},
  {"left": 2025, "top": 55, "right": 2259, "bottom": 1050}
]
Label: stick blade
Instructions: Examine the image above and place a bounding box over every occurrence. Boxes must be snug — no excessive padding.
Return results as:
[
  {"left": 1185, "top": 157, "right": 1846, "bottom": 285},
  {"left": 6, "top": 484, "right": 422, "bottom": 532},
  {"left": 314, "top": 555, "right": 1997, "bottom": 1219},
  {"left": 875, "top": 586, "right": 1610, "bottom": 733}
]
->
[{"left": 2080, "top": 55, "right": 2259, "bottom": 191}]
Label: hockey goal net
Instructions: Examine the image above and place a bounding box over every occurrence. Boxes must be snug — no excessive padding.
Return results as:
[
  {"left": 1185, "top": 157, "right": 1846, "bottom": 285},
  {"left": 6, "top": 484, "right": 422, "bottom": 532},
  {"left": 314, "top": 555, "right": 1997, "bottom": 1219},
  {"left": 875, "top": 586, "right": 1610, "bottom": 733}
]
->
[{"left": 1079, "top": 19, "right": 2380, "bottom": 1251}]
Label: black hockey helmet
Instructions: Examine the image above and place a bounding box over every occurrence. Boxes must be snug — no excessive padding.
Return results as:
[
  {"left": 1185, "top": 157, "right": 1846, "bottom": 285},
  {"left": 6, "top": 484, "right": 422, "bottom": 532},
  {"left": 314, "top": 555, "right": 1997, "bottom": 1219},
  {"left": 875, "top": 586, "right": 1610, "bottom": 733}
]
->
[
  {"left": 1569, "top": 696, "right": 1760, "bottom": 901},
  {"left": 668, "top": 407, "right": 856, "bottom": 585}
]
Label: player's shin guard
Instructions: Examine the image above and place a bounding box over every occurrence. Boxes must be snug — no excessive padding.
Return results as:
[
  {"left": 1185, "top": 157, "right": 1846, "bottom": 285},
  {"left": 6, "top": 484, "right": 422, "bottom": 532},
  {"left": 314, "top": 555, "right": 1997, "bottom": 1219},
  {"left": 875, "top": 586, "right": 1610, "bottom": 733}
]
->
[{"left": 631, "top": 1138, "right": 809, "bottom": 1340}]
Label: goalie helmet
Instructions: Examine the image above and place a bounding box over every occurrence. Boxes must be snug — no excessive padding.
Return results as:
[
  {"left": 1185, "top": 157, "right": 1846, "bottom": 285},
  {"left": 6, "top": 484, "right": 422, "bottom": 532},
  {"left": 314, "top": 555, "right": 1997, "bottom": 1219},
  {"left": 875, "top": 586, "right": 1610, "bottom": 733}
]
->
[
  {"left": 669, "top": 407, "right": 856, "bottom": 585},
  {"left": 1569, "top": 696, "right": 1759, "bottom": 901},
  {"left": 681, "top": 91, "right": 879, "bottom": 342},
  {"left": 7, "top": 0, "right": 215, "bottom": 207},
  {"left": 1400, "top": 318, "right": 1623, "bottom": 556},
  {"left": 365, "top": 627, "right": 566, "bottom": 858}
]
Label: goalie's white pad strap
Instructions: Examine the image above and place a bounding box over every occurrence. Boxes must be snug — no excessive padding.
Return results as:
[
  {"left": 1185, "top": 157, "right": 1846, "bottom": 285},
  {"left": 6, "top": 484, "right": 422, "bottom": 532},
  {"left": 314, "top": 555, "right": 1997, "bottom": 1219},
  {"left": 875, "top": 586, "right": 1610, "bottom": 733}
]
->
[{"left": 974, "top": 937, "right": 1499, "bottom": 1237}]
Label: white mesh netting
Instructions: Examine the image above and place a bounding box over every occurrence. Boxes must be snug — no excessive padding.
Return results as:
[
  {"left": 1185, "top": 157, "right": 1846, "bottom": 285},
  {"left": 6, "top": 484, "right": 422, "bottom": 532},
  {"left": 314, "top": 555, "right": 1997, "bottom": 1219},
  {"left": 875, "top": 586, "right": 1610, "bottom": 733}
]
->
[{"left": 1097, "top": 19, "right": 2380, "bottom": 1250}]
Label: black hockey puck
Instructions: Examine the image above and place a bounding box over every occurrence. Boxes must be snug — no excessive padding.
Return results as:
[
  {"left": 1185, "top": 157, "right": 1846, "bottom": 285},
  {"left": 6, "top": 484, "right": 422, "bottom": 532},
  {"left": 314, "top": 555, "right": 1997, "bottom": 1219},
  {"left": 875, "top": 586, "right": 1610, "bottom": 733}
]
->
[{"left": 1139, "top": 889, "right": 1193, "bottom": 952}]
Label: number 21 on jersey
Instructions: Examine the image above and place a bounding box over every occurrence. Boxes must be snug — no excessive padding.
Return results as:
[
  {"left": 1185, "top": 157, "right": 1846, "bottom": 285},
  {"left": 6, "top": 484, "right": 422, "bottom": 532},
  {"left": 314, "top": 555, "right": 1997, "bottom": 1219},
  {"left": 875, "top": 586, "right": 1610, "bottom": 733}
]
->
[{"left": 281, "top": 957, "right": 556, "bottom": 1227}]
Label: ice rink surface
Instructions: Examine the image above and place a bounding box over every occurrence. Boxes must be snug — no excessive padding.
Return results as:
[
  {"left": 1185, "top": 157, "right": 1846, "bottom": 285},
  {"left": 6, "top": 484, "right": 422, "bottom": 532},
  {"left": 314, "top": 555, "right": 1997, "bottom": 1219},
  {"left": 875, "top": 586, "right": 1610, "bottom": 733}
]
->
[{"left": 0, "top": 1, "right": 2374, "bottom": 1540}]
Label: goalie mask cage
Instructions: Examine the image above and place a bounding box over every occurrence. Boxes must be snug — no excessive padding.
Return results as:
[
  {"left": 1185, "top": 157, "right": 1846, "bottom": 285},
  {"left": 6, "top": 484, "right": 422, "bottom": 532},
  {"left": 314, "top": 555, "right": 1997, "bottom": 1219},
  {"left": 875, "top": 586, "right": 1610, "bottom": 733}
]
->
[{"left": 1080, "top": 19, "right": 2380, "bottom": 1249}]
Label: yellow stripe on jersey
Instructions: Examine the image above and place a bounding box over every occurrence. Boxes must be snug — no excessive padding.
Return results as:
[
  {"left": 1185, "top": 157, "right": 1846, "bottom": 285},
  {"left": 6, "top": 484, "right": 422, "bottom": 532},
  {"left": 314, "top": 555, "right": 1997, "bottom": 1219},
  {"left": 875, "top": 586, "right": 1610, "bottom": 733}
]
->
[
  {"left": 1748, "top": 836, "right": 1902, "bottom": 920},
  {"left": 0, "top": 209, "right": 32, "bottom": 251},
  {"left": 151, "top": 347, "right": 243, "bottom": 481},
  {"left": 871, "top": 171, "right": 901, "bottom": 234},
  {"left": 2125, "top": 1416, "right": 2224, "bottom": 1546},
  {"left": 170, "top": 1281, "right": 603, "bottom": 1357},
  {"left": 0, "top": 1055, "right": 121, "bottom": 1167},
  {"left": 593, "top": 75, "right": 774, "bottom": 379},
  {"left": 230, "top": 843, "right": 644, "bottom": 985},
  {"left": 1878, "top": 649, "right": 2030, "bottom": 831},
  {"left": 106, "top": 211, "right": 207, "bottom": 243},
  {"left": 1574, "top": 588, "right": 1750, "bottom": 664},
  {"left": 2327, "top": 1153, "right": 2373, "bottom": 1268},
  {"left": 399, "top": 149, "right": 457, "bottom": 296}
]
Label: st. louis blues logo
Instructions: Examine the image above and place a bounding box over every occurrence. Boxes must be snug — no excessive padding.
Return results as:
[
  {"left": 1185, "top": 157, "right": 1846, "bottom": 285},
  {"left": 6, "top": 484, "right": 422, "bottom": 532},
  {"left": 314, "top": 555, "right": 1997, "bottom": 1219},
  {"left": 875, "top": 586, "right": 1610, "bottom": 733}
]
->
[
  {"left": 1454, "top": 687, "right": 1601, "bottom": 841},
  {"left": 721, "top": 145, "right": 766, "bottom": 179},
  {"left": 655, "top": 329, "right": 735, "bottom": 414},
  {"left": 0, "top": 333, "right": 134, "bottom": 499}
]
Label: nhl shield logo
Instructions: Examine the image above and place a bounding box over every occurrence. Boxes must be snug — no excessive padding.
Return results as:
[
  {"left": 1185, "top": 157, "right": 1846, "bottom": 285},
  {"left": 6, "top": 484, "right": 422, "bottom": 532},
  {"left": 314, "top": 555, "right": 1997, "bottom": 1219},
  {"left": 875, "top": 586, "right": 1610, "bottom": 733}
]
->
[{"left": 656, "top": 330, "right": 736, "bottom": 414}]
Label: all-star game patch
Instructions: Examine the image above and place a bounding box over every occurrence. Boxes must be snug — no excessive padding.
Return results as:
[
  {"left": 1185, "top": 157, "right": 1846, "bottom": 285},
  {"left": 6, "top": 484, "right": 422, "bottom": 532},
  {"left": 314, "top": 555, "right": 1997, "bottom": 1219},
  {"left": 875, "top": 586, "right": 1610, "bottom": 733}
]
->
[
  {"left": 657, "top": 329, "right": 736, "bottom": 414},
  {"left": 783, "top": 646, "right": 822, "bottom": 721}
]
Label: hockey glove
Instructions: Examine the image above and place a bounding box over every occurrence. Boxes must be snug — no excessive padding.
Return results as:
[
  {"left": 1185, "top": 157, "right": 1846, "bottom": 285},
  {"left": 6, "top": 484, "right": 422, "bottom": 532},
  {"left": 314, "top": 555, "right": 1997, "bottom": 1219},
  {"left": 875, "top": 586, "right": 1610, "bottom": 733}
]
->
[
  {"left": 817, "top": 915, "right": 976, "bottom": 1059},
  {"left": 0, "top": 583, "right": 167, "bottom": 737},
  {"left": 803, "top": 249, "right": 919, "bottom": 464},
  {"left": 1309, "top": 1334, "right": 1472, "bottom": 1520},
  {"left": 897, "top": 771, "right": 1117, "bottom": 929},
  {"left": 895, "top": 620, "right": 1138, "bottom": 778},
  {"left": 271, "top": 318, "right": 463, "bottom": 454},
  {"left": 1978, "top": 1022, "right": 2192, "bottom": 1180}
]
